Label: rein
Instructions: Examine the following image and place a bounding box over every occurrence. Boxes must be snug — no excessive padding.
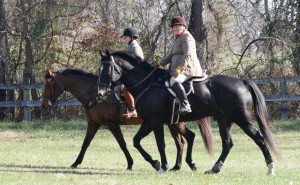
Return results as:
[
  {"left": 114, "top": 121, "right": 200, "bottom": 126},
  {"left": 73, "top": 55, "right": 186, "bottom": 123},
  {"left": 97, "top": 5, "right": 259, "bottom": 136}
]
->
[
  {"left": 101, "top": 55, "right": 158, "bottom": 92},
  {"left": 125, "top": 68, "right": 158, "bottom": 91}
]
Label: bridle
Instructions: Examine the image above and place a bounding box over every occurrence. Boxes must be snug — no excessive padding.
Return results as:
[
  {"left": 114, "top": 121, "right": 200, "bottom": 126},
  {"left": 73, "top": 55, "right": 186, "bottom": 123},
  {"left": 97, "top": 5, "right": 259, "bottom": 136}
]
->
[
  {"left": 98, "top": 55, "right": 123, "bottom": 88},
  {"left": 44, "top": 74, "right": 101, "bottom": 108},
  {"left": 99, "top": 54, "right": 158, "bottom": 102},
  {"left": 43, "top": 75, "right": 64, "bottom": 104}
]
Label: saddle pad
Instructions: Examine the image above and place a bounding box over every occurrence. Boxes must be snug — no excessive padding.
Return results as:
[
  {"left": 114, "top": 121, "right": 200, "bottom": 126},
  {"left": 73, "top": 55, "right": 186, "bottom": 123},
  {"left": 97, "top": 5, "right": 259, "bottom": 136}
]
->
[{"left": 120, "top": 116, "right": 143, "bottom": 125}]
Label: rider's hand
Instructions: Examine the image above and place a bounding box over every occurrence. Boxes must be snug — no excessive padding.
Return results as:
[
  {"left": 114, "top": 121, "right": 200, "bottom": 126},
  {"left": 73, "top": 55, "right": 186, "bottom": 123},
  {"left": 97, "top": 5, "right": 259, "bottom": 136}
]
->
[
  {"left": 153, "top": 60, "right": 161, "bottom": 67},
  {"left": 172, "top": 66, "right": 183, "bottom": 78}
]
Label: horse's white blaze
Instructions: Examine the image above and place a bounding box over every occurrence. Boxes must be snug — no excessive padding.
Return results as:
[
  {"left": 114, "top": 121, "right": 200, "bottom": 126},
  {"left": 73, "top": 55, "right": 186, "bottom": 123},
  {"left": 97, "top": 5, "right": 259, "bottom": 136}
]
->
[
  {"left": 267, "top": 162, "right": 275, "bottom": 176},
  {"left": 48, "top": 100, "right": 52, "bottom": 106}
]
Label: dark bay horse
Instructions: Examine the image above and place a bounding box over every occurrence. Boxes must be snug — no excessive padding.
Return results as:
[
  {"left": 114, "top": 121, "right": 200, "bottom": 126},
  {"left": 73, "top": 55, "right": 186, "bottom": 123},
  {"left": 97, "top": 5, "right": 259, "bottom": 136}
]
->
[
  {"left": 98, "top": 50, "right": 281, "bottom": 175},
  {"left": 41, "top": 68, "right": 213, "bottom": 171}
]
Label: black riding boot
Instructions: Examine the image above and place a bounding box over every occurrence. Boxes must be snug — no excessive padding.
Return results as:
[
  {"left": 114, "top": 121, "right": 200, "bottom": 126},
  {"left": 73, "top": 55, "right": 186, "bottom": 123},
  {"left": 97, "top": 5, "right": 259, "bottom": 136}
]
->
[{"left": 171, "top": 82, "right": 192, "bottom": 114}]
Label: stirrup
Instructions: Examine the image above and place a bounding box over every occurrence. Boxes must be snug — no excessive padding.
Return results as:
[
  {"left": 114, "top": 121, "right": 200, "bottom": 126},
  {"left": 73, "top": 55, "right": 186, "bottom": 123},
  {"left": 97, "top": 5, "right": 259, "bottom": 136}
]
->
[
  {"left": 122, "top": 110, "right": 138, "bottom": 118},
  {"left": 175, "top": 105, "right": 192, "bottom": 115}
]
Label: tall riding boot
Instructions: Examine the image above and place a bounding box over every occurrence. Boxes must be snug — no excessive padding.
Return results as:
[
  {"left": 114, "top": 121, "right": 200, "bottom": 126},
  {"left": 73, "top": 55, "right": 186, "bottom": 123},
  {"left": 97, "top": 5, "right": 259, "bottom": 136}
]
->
[
  {"left": 171, "top": 82, "right": 192, "bottom": 114},
  {"left": 122, "top": 90, "right": 137, "bottom": 117}
]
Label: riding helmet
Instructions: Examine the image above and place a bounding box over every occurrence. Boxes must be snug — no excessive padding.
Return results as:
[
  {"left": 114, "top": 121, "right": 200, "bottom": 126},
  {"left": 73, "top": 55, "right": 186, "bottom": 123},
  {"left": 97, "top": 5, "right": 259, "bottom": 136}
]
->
[
  {"left": 122, "top": 27, "right": 139, "bottom": 39},
  {"left": 170, "top": 16, "right": 187, "bottom": 28}
]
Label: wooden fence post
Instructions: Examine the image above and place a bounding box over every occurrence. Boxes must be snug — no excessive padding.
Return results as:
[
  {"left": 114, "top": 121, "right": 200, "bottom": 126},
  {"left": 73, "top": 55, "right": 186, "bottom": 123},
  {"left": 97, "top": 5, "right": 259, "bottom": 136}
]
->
[
  {"left": 280, "top": 81, "right": 288, "bottom": 120},
  {"left": 23, "top": 88, "right": 31, "bottom": 121}
]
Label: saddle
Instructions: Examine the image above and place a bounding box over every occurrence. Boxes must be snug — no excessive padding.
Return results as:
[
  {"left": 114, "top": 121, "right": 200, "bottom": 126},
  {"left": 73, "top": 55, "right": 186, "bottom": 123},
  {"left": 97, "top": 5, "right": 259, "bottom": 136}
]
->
[
  {"left": 165, "top": 73, "right": 208, "bottom": 97},
  {"left": 165, "top": 73, "right": 208, "bottom": 124}
]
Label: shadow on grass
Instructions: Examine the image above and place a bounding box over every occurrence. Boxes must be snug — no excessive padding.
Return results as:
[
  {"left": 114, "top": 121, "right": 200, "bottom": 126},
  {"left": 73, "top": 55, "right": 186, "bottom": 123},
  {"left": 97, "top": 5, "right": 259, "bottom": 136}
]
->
[
  {"left": 0, "top": 163, "right": 148, "bottom": 176},
  {"left": 0, "top": 120, "right": 89, "bottom": 131}
]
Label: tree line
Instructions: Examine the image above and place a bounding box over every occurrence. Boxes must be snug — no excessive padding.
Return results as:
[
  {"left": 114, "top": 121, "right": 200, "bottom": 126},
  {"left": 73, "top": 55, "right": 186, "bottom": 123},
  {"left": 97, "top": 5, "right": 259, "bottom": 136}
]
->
[{"left": 0, "top": 0, "right": 299, "bottom": 121}]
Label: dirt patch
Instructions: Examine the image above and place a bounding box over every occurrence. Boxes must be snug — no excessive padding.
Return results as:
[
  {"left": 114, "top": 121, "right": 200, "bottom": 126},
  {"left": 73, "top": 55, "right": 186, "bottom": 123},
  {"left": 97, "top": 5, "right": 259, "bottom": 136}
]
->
[{"left": 0, "top": 131, "right": 25, "bottom": 140}]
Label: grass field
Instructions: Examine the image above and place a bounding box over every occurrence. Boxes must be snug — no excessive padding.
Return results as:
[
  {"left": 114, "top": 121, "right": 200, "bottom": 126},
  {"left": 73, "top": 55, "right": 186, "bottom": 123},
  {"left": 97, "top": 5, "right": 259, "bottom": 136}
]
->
[{"left": 0, "top": 119, "right": 299, "bottom": 185}]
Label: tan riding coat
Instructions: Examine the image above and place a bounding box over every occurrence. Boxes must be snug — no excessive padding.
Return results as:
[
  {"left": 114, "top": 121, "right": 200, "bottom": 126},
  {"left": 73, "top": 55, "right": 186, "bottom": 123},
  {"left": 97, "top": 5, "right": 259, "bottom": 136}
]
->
[{"left": 162, "top": 30, "right": 203, "bottom": 76}]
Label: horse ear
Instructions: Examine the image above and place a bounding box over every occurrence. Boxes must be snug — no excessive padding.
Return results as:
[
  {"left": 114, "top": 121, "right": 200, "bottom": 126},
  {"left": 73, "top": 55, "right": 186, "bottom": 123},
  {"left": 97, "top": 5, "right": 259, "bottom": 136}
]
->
[
  {"left": 105, "top": 49, "right": 111, "bottom": 57},
  {"left": 99, "top": 50, "right": 105, "bottom": 58},
  {"left": 45, "top": 68, "right": 53, "bottom": 76}
]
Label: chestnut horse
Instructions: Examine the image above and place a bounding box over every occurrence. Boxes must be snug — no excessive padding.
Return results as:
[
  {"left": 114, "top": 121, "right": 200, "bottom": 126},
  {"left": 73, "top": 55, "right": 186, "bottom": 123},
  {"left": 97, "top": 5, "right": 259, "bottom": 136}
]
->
[{"left": 42, "top": 68, "right": 213, "bottom": 171}]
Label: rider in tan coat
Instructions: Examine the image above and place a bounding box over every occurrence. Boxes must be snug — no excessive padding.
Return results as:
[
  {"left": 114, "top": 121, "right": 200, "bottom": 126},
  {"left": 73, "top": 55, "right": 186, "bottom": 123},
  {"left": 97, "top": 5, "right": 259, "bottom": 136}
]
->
[{"left": 162, "top": 16, "right": 203, "bottom": 114}]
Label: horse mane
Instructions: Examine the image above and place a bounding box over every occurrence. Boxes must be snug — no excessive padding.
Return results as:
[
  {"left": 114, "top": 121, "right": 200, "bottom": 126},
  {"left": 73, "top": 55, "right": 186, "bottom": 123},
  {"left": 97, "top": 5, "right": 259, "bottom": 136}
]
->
[
  {"left": 55, "top": 68, "right": 98, "bottom": 79},
  {"left": 112, "top": 51, "right": 143, "bottom": 66},
  {"left": 112, "top": 51, "right": 161, "bottom": 72}
]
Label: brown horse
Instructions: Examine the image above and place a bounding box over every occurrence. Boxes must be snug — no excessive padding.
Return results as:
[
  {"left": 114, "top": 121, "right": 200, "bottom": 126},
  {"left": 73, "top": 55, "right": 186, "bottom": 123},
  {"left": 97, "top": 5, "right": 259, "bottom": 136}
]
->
[{"left": 41, "top": 68, "right": 213, "bottom": 171}]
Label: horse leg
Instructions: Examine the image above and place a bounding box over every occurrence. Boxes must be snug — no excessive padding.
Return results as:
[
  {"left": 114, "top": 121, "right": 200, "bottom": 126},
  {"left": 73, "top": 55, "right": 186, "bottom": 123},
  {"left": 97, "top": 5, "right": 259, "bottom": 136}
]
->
[
  {"left": 237, "top": 122, "right": 274, "bottom": 175},
  {"left": 71, "top": 121, "right": 100, "bottom": 168},
  {"left": 205, "top": 119, "right": 233, "bottom": 174},
  {"left": 107, "top": 122, "right": 134, "bottom": 170},
  {"left": 182, "top": 126, "right": 197, "bottom": 171},
  {"left": 168, "top": 123, "right": 197, "bottom": 171},
  {"left": 152, "top": 123, "right": 168, "bottom": 173},
  {"left": 167, "top": 123, "right": 184, "bottom": 171},
  {"left": 133, "top": 122, "right": 160, "bottom": 171}
]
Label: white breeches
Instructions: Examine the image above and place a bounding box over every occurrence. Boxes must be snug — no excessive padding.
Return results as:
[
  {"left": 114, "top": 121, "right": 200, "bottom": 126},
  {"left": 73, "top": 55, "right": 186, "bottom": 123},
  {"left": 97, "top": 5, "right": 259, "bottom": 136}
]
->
[{"left": 170, "top": 74, "right": 192, "bottom": 86}]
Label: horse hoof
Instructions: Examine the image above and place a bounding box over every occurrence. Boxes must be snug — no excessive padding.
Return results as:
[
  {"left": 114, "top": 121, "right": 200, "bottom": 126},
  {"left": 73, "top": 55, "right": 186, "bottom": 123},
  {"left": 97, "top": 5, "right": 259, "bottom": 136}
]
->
[
  {"left": 157, "top": 167, "right": 165, "bottom": 174},
  {"left": 189, "top": 163, "right": 197, "bottom": 171},
  {"left": 169, "top": 165, "right": 181, "bottom": 171},
  {"left": 153, "top": 160, "right": 161, "bottom": 171},
  {"left": 204, "top": 169, "right": 217, "bottom": 174},
  {"left": 267, "top": 162, "right": 275, "bottom": 176},
  {"left": 126, "top": 164, "right": 133, "bottom": 171},
  {"left": 70, "top": 165, "right": 77, "bottom": 169},
  {"left": 162, "top": 164, "right": 169, "bottom": 171}
]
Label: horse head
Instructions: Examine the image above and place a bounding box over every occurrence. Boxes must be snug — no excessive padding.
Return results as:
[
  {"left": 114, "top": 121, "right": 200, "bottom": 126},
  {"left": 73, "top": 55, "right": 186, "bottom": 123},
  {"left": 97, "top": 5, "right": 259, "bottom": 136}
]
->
[
  {"left": 42, "top": 68, "right": 65, "bottom": 108},
  {"left": 98, "top": 50, "right": 140, "bottom": 96},
  {"left": 98, "top": 50, "right": 123, "bottom": 96}
]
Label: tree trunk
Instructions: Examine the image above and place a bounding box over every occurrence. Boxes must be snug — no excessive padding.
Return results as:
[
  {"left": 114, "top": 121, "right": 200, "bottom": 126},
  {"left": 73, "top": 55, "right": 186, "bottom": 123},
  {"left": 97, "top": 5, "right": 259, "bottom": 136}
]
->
[
  {"left": 20, "top": 0, "right": 42, "bottom": 120},
  {"left": 20, "top": 0, "right": 33, "bottom": 84},
  {"left": 0, "top": 0, "right": 8, "bottom": 119},
  {"left": 188, "top": 0, "right": 206, "bottom": 43},
  {"left": 188, "top": 0, "right": 208, "bottom": 69},
  {"left": 293, "top": 0, "right": 300, "bottom": 76}
]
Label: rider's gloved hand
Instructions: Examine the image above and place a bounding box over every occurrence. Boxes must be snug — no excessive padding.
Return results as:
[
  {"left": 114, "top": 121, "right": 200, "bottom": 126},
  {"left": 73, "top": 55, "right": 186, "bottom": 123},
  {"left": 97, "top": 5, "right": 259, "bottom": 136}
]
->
[{"left": 172, "top": 66, "right": 183, "bottom": 78}]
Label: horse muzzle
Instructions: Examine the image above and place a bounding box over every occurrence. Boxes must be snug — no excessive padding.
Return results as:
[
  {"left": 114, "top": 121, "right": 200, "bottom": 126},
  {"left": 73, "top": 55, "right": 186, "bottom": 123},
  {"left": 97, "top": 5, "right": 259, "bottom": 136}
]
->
[
  {"left": 41, "top": 98, "right": 53, "bottom": 108},
  {"left": 98, "top": 87, "right": 108, "bottom": 96}
]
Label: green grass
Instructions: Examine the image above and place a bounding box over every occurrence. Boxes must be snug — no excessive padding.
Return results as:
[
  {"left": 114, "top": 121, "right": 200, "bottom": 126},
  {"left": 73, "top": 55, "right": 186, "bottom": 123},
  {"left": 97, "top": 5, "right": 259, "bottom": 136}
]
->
[{"left": 0, "top": 120, "right": 299, "bottom": 185}]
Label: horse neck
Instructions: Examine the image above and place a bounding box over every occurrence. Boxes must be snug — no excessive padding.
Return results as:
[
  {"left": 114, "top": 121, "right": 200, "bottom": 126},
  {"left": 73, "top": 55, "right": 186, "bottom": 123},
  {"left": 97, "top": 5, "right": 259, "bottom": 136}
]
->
[
  {"left": 121, "top": 63, "right": 155, "bottom": 97},
  {"left": 57, "top": 74, "right": 96, "bottom": 105}
]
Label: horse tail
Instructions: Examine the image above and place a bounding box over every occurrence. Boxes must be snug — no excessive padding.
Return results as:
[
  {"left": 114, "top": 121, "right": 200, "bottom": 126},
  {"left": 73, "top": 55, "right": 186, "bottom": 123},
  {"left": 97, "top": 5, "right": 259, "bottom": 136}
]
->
[
  {"left": 197, "top": 117, "right": 214, "bottom": 157},
  {"left": 243, "top": 80, "right": 281, "bottom": 158}
]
